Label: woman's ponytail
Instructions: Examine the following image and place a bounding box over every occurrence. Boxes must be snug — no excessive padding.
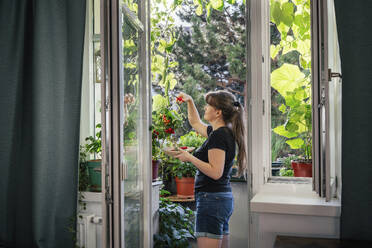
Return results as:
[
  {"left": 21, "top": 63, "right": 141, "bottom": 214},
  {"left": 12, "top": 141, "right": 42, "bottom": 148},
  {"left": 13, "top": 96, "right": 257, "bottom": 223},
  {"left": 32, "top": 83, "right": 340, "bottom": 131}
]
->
[{"left": 231, "top": 104, "right": 246, "bottom": 177}]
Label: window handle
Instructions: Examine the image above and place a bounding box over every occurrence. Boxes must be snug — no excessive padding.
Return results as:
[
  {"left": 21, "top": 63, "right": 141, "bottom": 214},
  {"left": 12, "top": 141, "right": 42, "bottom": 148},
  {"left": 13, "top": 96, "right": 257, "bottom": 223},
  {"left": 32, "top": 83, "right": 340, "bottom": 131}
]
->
[
  {"left": 328, "top": 68, "right": 342, "bottom": 81},
  {"left": 121, "top": 160, "right": 128, "bottom": 181}
]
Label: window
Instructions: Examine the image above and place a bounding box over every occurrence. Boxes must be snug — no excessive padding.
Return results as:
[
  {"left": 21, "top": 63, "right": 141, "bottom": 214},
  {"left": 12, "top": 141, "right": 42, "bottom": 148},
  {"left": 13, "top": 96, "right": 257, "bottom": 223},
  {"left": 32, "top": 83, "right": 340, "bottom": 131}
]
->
[{"left": 247, "top": 0, "right": 341, "bottom": 201}]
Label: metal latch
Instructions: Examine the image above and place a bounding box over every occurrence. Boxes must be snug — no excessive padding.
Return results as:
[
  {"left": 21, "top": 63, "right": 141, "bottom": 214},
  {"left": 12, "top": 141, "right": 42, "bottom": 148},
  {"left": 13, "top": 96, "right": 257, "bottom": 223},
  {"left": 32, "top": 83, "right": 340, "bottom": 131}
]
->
[{"left": 328, "top": 68, "right": 342, "bottom": 81}]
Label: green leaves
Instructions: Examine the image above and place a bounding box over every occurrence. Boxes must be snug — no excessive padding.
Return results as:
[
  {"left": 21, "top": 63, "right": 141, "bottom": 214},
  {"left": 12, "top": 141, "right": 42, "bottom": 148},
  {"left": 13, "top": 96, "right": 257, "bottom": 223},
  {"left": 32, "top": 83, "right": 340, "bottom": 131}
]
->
[
  {"left": 270, "top": 0, "right": 312, "bottom": 160},
  {"left": 210, "top": 0, "right": 224, "bottom": 11},
  {"left": 286, "top": 138, "right": 304, "bottom": 149},
  {"left": 271, "top": 44, "right": 281, "bottom": 59},
  {"left": 270, "top": 0, "right": 294, "bottom": 27},
  {"left": 173, "top": 0, "right": 183, "bottom": 8},
  {"left": 273, "top": 125, "right": 298, "bottom": 138},
  {"left": 152, "top": 95, "right": 168, "bottom": 111},
  {"left": 196, "top": 4, "right": 203, "bottom": 15},
  {"left": 155, "top": 199, "right": 195, "bottom": 247},
  {"left": 281, "top": 2, "right": 295, "bottom": 26},
  {"left": 271, "top": 63, "right": 306, "bottom": 98},
  {"left": 279, "top": 104, "right": 286, "bottom": 113},
  {"left": 271, "top": 1, "right": 282, "bottom": 24},
  {"left": 179, "top": 131, "right": 206, "bottom": 147}
]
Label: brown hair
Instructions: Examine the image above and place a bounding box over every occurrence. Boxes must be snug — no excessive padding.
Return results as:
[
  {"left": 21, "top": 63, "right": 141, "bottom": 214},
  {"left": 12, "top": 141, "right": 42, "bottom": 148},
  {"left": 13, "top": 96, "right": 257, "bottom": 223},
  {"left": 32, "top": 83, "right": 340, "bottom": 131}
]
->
[{"left": 205, "top": 90, "right": 246, "bottom": 176}]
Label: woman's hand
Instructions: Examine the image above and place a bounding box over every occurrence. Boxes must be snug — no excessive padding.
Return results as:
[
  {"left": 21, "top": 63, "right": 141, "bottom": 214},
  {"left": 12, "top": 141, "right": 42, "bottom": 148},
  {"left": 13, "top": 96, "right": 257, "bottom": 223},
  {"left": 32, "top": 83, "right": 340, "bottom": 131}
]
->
[
  {"left": 174, "top": 149, "right": 192, "bottom": 162},
  {"left": 176, "top": 92, "right": 192, "bottom": 103}
]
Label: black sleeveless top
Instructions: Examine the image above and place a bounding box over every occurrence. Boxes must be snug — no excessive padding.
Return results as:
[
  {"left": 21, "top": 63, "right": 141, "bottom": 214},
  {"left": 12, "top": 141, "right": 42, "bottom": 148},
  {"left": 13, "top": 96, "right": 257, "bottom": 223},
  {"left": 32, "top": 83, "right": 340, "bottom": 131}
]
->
[{"left": 193, "top": 126, "right": 236, "bottom": 192}]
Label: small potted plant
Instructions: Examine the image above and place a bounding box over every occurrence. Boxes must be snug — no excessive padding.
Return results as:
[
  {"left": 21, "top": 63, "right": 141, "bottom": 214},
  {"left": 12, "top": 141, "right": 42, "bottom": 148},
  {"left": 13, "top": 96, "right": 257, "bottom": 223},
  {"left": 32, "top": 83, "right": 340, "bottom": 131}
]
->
[
  {"left": 84, "top": 123, "right": 102, "bottom": 191},
  {"left": 169, "top": 160, "right": 197, "bottom": 198},
  {"left": 278, "top": 155, "right": 297, "bottom": 177},
  {"left": 163, "top": 131, "right": 206, "bottom": 198}
]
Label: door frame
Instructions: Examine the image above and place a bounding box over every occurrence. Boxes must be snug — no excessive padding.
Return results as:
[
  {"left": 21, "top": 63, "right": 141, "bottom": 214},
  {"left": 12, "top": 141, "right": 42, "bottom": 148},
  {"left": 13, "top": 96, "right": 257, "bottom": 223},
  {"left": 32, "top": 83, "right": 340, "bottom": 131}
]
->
[{"left": 100, "top": 0, "right": 152, "bottom": 247}]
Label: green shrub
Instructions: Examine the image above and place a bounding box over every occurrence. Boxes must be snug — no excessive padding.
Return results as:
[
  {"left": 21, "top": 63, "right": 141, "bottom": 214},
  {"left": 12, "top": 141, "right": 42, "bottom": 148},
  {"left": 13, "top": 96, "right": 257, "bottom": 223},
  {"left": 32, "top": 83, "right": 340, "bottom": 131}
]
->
[
  {"left": 154, "top": 190, "right": 195, "bottom": 248},
  {"left": 179, "top": 131, "right": 206, "bottom": 148}
]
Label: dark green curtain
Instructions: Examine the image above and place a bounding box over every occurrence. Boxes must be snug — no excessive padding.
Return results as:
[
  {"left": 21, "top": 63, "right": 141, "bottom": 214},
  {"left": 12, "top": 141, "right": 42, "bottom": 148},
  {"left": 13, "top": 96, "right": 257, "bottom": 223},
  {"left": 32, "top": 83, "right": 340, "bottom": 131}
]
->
[
  {"left": 334, "top": 1, "right": 372, "bottom": 241},
  {"left": 0, "top": 0, "right": 86, "bottom": 247}
]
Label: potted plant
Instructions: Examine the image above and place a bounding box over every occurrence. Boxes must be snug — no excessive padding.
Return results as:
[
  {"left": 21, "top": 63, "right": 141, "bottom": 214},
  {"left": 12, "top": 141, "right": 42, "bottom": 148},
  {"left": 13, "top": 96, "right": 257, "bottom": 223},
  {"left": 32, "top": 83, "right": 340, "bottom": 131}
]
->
[
  {"left": 163, "top": 131, "right": 205, "bottom": 198},
  {"left": 272, "top": 64, "right": 312, "bottom": 177},
  {"left": 170, "top": 160, "right": 197, "bottom": 198},
  {"left": 278, "top": 155, "right": 297, "bottom": 177},
  {"left": 84, "top": 123, "right": 102, "bottom": 191}
]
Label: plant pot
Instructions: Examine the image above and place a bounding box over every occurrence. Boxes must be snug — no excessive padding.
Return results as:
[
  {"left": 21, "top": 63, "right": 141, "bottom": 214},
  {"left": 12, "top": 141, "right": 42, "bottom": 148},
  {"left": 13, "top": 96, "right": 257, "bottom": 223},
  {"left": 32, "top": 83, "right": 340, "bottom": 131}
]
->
[
  {"left": 152, "top": 160, "right": 160, "bottom": 181},
  {"left": 291, "top": 161, "right": 312, "bottom": 177},
  {"left": 86, "top": 159, "right": 102, "bottom": 192},
  {"left": 175, "top": 177, "right": 195, "bottom": 198}
]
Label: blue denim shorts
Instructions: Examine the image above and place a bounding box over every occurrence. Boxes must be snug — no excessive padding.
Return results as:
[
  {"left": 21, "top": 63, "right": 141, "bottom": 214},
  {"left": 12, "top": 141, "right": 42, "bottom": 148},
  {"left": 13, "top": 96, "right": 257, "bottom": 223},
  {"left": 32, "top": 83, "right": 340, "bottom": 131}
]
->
[{"left": 194, "top": 191, "right": 234, "bottom": 239}]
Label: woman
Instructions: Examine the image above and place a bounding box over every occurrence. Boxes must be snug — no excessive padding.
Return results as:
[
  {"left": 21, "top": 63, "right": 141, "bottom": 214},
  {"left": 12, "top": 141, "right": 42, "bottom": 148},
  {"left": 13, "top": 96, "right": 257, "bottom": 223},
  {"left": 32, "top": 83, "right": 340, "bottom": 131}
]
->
[{"left": 174, "top": 90, "right": 246, "bottom": 248}]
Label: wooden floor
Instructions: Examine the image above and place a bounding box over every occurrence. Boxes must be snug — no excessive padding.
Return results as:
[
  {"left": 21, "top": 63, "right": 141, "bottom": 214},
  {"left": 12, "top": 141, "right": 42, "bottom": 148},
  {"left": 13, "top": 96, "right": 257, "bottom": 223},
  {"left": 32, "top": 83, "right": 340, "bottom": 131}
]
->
[{"left": 274, "top": 236, "right": 372, "bottom": 248}]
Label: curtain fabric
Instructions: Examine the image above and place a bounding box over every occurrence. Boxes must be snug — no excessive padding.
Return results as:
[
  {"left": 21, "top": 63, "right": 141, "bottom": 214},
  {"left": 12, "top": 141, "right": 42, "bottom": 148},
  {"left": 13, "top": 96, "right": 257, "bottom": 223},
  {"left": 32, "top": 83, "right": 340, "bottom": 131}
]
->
[
  {"left": 334, "top": 0, "right": 372, "bottom": 241},
  {"left": 0, "top": 1, "right": 86, "bottom": 247}
]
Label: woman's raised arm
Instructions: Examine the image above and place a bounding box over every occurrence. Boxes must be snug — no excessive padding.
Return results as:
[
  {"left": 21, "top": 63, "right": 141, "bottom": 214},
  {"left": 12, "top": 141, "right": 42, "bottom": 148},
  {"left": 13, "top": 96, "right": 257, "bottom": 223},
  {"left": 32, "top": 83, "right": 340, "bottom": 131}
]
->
[{"left": 177, "top": 92, "right": 208, "bottom": 137}]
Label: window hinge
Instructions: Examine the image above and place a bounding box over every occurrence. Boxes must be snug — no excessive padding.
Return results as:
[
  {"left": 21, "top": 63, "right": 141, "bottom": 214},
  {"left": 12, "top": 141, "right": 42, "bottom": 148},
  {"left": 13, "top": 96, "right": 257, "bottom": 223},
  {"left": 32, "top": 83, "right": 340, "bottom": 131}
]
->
[
  {"left": 105, "top": 191, "right": 113, "bottom": 205},
  {"left": 262, "top": 99, "right": 265, "bottom": 115},
  {"left": 318, "top": 87, "right": 326, "bottom": 108},
  {"left": 250, "top": 172, "right": 253, "bottom": 189},
  {"left": 104, "top": 99, "right": 111, "bottom": 112}
]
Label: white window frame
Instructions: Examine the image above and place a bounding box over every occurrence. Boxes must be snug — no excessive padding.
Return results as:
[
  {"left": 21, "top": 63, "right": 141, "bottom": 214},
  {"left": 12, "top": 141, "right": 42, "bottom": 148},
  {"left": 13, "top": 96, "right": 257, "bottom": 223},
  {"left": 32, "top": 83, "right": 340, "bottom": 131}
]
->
[{"left": 248, "top": 0, "right": 341, "bottom": 201}]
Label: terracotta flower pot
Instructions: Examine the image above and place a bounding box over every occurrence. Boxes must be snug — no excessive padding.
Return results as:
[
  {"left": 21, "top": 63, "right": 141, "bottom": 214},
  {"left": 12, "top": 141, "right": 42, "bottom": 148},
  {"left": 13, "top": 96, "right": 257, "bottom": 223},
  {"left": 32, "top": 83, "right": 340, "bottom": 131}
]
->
[
  {"left": 175, "top": 177, "right": 195, "bottom": 198},
  {"left": 291, "top": 161, "right": 312, "bottom": 177},
  {"left": 152, "top": 160, "right": 160, "bottom": 181}
]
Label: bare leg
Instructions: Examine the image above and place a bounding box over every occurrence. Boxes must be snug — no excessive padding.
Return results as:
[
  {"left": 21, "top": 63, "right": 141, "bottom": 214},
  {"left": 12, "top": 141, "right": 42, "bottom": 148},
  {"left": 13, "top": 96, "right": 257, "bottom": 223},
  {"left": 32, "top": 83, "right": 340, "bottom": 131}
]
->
[
  {"left": 197, "top": 237, "right": 222, "bottom": 248},
  {"left": 221, "top": 235, "right": 230, "bottom": 248}
]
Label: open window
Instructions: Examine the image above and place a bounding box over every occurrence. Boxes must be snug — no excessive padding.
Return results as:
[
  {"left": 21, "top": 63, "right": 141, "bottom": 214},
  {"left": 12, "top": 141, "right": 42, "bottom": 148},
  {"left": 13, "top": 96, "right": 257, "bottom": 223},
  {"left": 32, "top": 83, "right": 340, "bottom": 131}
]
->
[{"left": 248, "top": 0, "right": 342, "bottom": 201}]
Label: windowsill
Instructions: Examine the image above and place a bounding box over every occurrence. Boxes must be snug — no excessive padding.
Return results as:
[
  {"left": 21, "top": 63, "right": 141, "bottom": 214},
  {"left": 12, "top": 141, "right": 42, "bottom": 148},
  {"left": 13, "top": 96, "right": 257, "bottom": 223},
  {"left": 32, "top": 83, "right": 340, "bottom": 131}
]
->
[
  {"left": 152, "top": 180, "right": 163, "bottom": 187},
  {"left": 251, "top": 182, "right": 341, "bottom": 217}
]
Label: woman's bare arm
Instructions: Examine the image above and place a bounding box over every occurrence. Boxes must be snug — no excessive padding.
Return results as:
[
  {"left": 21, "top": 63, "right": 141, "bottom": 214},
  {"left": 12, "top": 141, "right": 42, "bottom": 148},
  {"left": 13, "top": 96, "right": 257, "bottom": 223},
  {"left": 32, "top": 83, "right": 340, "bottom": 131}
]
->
[
  {"left": 178, "top": 92, "right": 208, "bottom": 137},
  {"left": 175, "top": 149, "right": 225, "bottom": 180}
]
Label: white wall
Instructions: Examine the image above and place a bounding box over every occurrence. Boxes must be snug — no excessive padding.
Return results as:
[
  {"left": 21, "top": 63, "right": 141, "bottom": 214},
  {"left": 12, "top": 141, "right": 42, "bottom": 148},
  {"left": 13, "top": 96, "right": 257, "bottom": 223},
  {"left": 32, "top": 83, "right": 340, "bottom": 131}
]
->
[
  {"left": 230, "top": 182, "right": 249, "bottom": 247},
  {"left": 251, "top": 212, "right": 340, "bottom": 248}
]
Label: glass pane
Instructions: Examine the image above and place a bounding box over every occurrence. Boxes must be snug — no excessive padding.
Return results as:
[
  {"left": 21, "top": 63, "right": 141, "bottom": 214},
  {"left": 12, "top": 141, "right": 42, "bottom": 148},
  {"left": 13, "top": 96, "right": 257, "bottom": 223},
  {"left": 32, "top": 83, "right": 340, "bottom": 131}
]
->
[
  {"left": 93, "top": 41, "right": 102, "bottom": 132},
  {"left": 270, "top": 0, "right": 313, "bottom": 178},
  {"left": 121, "top": 8, "right": 142, "bottom": 248},
  {"left": 94, "top": 41, "right": 102, "bottom": 84},
  {"left": 122, "top": 0, "right": 138, "bottom": 15},
  {"left": 93, "top": 0, "right": 100, "bottom": 34}
]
